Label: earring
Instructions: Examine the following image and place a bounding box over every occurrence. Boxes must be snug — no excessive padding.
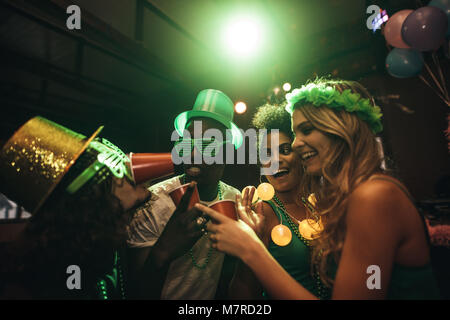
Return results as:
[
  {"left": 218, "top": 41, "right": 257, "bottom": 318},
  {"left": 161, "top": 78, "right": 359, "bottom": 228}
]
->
[{"left": 260, "top": 174, "right": 268, "bottom": 184}]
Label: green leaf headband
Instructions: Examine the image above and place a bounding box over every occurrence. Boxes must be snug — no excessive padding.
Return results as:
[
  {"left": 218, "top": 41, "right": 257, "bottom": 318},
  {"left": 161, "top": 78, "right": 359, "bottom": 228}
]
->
[
  {"left": 285, "top": 83, "right": 383, "bottom": 134},
  {"left": 66, "top": 138, "right": 131, "bottom": 194}
]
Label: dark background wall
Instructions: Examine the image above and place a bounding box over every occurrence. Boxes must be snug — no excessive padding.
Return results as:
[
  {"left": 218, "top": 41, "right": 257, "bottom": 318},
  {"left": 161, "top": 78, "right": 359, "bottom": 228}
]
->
[{"left": 0, "top": 0, "right": 449, "bottom": 201}]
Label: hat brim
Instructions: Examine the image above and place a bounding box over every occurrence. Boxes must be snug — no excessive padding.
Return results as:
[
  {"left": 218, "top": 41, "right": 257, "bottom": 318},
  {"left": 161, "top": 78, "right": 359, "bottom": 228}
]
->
[{"left": 174, "top": 110, "right": 243, "bottom": 149}]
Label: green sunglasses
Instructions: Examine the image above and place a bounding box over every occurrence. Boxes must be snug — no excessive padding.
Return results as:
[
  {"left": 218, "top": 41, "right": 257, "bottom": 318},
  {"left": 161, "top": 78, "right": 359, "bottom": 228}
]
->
[{"left": 173, "top": 138, "right": 231, "bottom": 157}]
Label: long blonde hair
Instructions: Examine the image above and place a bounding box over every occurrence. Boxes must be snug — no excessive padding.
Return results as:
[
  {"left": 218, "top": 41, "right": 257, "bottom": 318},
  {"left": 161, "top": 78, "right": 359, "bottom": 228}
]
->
[{"left": 293, "top": 80, "right": 384, "bottom": 287}]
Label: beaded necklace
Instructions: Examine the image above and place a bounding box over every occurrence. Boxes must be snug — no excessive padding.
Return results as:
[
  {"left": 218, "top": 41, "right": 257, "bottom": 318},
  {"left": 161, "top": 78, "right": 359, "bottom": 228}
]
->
[
  {"left": 182, "top": 174, "right": 222, "bottom": 269},
  {"left": 272, "top": 195, "right": 329, "bottom": 300},
  {"left": 96, "top": 251, "right": 126, "bottom": 300}
]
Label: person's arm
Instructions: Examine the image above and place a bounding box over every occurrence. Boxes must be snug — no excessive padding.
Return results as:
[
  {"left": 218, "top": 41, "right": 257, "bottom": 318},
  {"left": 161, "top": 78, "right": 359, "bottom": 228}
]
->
[
  {"left": 228, "top": 257, "right": 264, "bottom": 299},
  {"left": 196, "top": 179, "right": 407, "bottom": 300},
  {"left": 228, "top": 200, "right": 272, "bottom": 299},
  {"left": 127, "top": 182, "right": 205, "bottom": 299},
  {"left": 196, "top": 202, "right": 317, "bottom": 299},
  {"left": 331, "top": 180, "right": 404, "bottom": 299},
  {"left": 127, "top": 244, "right": 170, "bottom": 299}
]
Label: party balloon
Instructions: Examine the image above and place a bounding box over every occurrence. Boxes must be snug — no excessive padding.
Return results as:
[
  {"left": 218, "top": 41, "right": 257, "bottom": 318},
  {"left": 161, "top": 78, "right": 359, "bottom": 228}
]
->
[
  {"left": 401, "top": 6, "right": 448, "bottom": 51},
  {"left": 429, "top": 0, "right": 450, "bottom": 37},
  {"left": 384, "top": 9, "right": 413, "bottom": 48},
  {"left": 385, "top": 48, "right": 423, "bottom": 78}
]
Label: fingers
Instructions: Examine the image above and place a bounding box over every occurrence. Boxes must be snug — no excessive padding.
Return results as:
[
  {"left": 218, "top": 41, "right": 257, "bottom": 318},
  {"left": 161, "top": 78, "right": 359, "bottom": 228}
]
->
[
  {"left": 248, "top": 187, "right": 256, "bottom": 206},
  {"left": 235, "top": 193, "right": 254, "bottom": 226},
  {"left": 236, "top": 202, "right": 252, "bottom": 225},
  {"left": 254, "top": 200, "right": 264, "bottom": 215},
  {"left": 242, "top": 186, "right": 256, "bottom": 208},
  {"left": 242, "top": 187, "right": 249, "bottom": 208},
  {"left": 195, "top": 203, "right": 231, "bottom": 224},
  {"left": 175, "top": 182, "right": 196, "bottom": 214}
]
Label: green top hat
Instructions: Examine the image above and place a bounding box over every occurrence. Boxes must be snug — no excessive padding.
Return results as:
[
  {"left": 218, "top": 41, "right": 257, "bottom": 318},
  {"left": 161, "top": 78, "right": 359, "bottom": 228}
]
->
[{"left": 174, "top": 89, "right": 243, "bottom": 149}]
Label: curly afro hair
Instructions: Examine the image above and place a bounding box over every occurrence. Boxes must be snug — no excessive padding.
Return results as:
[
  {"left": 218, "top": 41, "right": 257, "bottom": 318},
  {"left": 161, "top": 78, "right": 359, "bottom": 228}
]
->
[
  {"left": 1, "top": 145, "right": 129, "bottom": 299},
  {"left": 251, "top": 102, "right": 293, "bottom": 140}
]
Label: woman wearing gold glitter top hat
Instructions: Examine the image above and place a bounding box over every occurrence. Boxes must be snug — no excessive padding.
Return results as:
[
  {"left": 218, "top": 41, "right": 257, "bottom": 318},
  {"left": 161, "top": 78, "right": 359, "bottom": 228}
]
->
[
  {"left": 196, "top": 79, "right": 441, "bottom": 300},
  {"left": 0, "top": 117, "right": 151, "bottom": 299}
]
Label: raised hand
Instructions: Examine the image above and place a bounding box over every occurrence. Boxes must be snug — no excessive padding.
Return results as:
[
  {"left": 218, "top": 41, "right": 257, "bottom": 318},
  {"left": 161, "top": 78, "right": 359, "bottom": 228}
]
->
[
  {"left": 156, "top": 182, "right": 206, "bottom": 262},
  {"left": 235, "top": 187, "right": 266, "bottom": 239}
]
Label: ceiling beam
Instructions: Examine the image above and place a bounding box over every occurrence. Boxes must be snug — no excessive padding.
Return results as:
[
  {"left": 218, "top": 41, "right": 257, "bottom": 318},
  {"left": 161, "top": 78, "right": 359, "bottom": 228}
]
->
[{"left": 0, "top": 0, "right": 184, "bottom": 85}]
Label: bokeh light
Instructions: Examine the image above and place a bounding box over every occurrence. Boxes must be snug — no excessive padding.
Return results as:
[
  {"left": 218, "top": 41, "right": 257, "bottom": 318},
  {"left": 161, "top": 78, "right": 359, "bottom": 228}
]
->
[
  {"left": 282, "top": 82, "right": 291, "bottom": 92},
  {"left": 273, "top": 86, "right": 280, "bottom": 95},
  {"left": 271, "top": 224, "right": 292, "bottom": 246},
  {"left": 257, "top": 182, "right": 275, "bottom": 201},
  {"left": 235, "top": 101, "right": 247, "bottom": 114}
]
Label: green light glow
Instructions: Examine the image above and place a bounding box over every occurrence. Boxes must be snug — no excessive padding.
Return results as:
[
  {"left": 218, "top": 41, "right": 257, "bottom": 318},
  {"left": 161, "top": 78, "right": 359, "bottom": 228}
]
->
[{"left": 223, "top": 15, "right": 264, "bottom": 58}]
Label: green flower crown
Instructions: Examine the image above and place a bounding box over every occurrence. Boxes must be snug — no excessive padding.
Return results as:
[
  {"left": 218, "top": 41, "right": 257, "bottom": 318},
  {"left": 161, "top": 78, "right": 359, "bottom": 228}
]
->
[{"left": 285, "top": 83, "right": 383, "bottom": 134}]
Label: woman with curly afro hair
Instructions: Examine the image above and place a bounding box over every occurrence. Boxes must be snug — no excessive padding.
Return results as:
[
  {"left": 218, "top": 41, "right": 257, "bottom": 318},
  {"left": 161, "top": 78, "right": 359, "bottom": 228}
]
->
[{"left": 228, "top": 103, "right": 328, "bottom": 299}]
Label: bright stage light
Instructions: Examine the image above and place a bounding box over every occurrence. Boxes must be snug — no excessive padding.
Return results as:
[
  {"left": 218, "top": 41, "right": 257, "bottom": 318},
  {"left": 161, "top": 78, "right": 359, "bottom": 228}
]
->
[
  {"left": 224, "top": 16, "right": 263, "bottom": 58},
  {"left": 235, "top": 101, "right": 247, "bottom": 114}
]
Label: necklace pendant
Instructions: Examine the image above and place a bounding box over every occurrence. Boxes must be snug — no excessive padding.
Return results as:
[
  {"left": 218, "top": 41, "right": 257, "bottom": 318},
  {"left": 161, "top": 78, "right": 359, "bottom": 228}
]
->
[{"left": 271, "top": 224, "right": 292, "bottom": 246}]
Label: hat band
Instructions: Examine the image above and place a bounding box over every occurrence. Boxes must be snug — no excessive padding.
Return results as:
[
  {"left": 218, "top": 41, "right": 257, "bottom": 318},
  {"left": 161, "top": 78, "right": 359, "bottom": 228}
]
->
[{"left": 66, "top": 138, "right": 131, "bottom": 194}]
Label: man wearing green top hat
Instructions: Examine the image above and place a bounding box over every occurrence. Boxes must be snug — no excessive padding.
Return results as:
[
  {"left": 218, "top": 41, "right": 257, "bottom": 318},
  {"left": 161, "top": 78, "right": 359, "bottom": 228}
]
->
[{"left": 127, "top": 89, "right": 243, "bottom": 299}]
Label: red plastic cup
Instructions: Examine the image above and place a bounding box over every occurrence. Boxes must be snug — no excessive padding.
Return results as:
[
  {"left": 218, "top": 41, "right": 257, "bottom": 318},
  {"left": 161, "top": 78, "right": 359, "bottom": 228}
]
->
[
  {"left": 129, "top": 153, "right": 174, "bottom": 185},
  {"left": 169, "top": 183, "right": 200, "bottom": 210},
  {"left": 209, "top": 200, "right": 237, "bottom": 221}
]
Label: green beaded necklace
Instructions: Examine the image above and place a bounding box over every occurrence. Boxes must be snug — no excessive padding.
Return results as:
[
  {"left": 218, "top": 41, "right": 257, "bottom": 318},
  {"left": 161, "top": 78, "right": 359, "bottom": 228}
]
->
[
  {"left": 182, "top": 174, "right": 222, "bottom": 269},
  {"left": 96, "top": 251, "right": 126, "bottom": 300},
  {"left": 272, "top": 195, "right": 329, "bottom": 300}
]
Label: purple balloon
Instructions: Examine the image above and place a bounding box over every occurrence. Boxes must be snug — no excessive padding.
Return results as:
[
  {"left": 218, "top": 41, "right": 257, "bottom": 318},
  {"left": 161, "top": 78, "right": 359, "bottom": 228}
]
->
[{"left": 401, "top": 6, "right": 448, "bottom": 51}]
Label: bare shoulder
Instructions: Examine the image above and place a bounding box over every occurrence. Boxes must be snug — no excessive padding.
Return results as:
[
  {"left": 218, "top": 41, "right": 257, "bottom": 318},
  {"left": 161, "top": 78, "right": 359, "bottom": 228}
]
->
[
  {"left": 349, "top": 175, "right": 413, "bottom": 212},
  {"left": 346, "top": 175, "right": 414, "bottom": 240}
]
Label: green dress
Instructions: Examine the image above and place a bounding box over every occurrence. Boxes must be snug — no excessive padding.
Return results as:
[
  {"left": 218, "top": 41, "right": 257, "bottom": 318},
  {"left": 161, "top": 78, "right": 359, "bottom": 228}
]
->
[
  {"left": 264, "top": 200, "right": 329, "bottom": 299},
  {"left": 387, "top": 264, "right": 440, "bottom": 299}
]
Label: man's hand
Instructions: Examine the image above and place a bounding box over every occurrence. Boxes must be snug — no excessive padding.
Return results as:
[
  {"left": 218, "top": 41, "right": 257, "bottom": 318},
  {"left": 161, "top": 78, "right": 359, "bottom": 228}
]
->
[{"left": 155, "top": 182, "right": 206, "bottom": 264}]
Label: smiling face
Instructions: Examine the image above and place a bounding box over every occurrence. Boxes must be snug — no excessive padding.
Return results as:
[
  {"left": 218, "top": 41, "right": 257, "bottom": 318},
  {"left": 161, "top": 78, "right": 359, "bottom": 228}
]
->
[
  {"left": 261, "top": 131, "right": 302, "bottom": 193},
  {"left": 291, "top": 108, "right": 333, "bottom": 176}
]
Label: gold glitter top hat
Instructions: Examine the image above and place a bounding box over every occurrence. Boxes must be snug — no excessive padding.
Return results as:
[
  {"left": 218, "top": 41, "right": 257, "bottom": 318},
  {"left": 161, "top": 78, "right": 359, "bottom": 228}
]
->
[{"left": 0, "top": 117, "right": 102, "bottom": 214}]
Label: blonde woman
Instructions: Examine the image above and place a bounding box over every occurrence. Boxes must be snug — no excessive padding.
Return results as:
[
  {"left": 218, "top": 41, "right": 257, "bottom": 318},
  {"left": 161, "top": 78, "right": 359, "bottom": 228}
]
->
[{"left": 196, "top": 79, "right": 441, "bottom": 299}]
